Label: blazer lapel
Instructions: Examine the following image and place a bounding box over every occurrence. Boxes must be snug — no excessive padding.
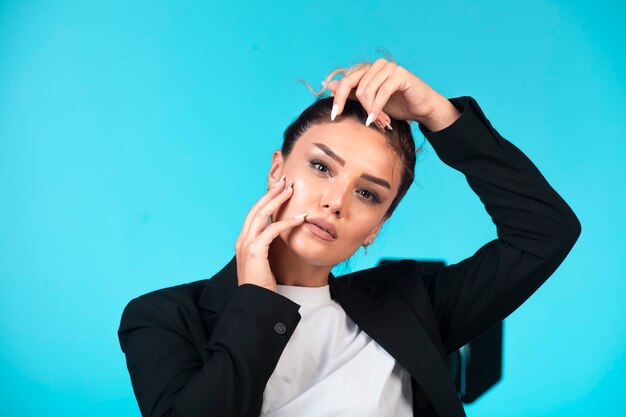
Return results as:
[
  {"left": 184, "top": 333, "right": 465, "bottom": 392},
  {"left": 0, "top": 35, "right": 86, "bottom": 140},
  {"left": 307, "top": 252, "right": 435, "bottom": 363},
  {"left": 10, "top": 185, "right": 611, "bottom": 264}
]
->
[
  {"left": 197, "top": 255, "right": 465, "bottom": 417},
  {"left": 328, "top": 273, "right": 466, "bottom": 417},
  {"left": 197, "top": 255, "right": 239, "bottom": 314}
]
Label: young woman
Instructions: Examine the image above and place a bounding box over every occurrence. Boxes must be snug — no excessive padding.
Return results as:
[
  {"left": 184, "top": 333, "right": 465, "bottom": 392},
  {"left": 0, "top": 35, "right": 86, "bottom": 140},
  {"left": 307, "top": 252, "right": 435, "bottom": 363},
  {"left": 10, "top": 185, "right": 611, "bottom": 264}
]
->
[{"left": 118, "top": 58, "right": 581, "bottom": 417}]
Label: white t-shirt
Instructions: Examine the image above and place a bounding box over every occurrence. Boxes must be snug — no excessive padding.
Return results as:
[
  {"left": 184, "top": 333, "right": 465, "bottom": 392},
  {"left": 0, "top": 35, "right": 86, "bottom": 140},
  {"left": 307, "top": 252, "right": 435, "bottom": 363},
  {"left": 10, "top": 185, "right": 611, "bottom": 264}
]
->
[{"left": 261, "top": 283, "right": 413, "bottom": 417}]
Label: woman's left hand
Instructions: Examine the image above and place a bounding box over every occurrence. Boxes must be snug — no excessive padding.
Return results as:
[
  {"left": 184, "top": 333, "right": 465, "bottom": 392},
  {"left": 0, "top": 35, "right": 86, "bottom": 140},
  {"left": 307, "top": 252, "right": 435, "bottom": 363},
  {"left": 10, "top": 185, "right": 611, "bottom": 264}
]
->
[{"left": 323, "top": 58, "right": 458, "bottom": 131}]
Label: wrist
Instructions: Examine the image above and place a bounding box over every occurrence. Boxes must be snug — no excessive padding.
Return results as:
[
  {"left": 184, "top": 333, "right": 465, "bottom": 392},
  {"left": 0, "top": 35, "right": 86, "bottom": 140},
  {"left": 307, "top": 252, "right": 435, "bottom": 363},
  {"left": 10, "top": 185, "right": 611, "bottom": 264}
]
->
[
  {"left": 239, "top": 282, "right": 277, "bottom": 293},
  {"left": 415, "top": 94, "right": 462, "bottom": 133}
]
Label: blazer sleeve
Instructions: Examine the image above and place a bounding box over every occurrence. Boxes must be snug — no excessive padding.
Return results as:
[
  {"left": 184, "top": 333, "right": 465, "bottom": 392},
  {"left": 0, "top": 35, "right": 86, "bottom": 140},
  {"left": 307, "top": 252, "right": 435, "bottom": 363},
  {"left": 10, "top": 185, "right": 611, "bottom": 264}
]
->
[
  {"left": 118, "top": 283, "right": 302, "bottom": 417},
  {"left": 416, "top": 96, "right": 581, "bottom": 355}
]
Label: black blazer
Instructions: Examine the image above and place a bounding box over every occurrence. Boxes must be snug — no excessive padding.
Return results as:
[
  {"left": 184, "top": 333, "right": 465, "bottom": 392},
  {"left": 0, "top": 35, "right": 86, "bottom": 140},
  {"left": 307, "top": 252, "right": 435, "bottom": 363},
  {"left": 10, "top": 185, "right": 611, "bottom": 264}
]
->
[{"left": 118, "top": 97, "right": 581, "bottom": 417}]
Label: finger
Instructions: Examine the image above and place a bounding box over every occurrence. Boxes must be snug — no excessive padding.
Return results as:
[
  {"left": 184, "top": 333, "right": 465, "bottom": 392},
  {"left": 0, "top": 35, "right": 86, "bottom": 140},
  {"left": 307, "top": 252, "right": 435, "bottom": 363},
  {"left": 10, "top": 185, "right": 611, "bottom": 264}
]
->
[
  {"left": 360, "top": 62, "right": 398, "bottom": 125},
  {"left": 239, "top": 175, "right": 286, "bottom": 242},
  {"left": 324, "top": 80, "right": 359, "bottom": 102},
  {"left": 385, "top": 114, "right": 393, "bottom": 131},
  {"left": 326, "top": 80, "right": 358, "bottom": 101},
  {"left": 331, "top": 65, "right": 370, "bottom": 121},
  {"left": 324, "top": 74, "right": 393, "bottom": 131},
  {"left": 355, "top": 59, "right": 391, "bottom": 118},
  {"left": 252, "top": 213, "right": 308, "bottom": 248},
  {"left": 245, "top": 181, "right": 295, "bottom": 241},
  {"left": 324, "top": 79, "right": 339, "bottom": 94},
  {"left": 240, "top": 175, "right": 284, "bottom": 236},
  {"left": 370, "top": 76, "right": 401, "bottom": 114},
  {"left": 322, "top": 67, "right": 349, "bottom": 86},
  {"left": 380, "top": 111, "right": 390, "bottom": 127},
  {"left": 369, "top": 76, "right": 403, "bottom": 127},
  {"left": 376, "top": 111, "right": 391, "bottom": 130}
]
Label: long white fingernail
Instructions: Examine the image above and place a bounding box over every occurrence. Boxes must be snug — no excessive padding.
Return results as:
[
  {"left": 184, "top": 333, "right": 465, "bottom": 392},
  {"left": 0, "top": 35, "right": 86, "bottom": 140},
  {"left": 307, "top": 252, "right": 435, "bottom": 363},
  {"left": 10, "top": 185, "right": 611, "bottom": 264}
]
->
[
  {"left": 281, "top": 182, "right": 294, "bottom": 193},
  {"left": 331, "top": 104, "right": 338, "bottom": 121},
  {"left": 385, "top": 123, "right": 393, "bottom": 131},
  {"left": 293, "top": 212, "right": 308, "bottom": 219},
  {"left": 365, "top": 112, "right": 375, "bottom": 127},
  {"left": 272, "top": 175, "right": 286, "bottom": 187},
  {"left": 321, "top": 80, "right": 328, "bottom": 89}
]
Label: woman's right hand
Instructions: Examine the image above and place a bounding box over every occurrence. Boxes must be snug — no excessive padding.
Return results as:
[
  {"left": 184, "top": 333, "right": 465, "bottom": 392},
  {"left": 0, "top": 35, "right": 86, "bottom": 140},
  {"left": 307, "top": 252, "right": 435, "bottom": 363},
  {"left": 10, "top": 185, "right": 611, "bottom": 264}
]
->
[{"left": 235, "top": 175, "right": 308, "bottom": 293}]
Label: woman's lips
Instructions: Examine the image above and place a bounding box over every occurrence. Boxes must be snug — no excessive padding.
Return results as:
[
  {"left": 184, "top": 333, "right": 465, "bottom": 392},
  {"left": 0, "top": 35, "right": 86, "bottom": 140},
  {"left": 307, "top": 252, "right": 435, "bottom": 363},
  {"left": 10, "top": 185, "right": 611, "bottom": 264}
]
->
[{"left": 304, "top": 222, "right": 337, "bottom": 242}]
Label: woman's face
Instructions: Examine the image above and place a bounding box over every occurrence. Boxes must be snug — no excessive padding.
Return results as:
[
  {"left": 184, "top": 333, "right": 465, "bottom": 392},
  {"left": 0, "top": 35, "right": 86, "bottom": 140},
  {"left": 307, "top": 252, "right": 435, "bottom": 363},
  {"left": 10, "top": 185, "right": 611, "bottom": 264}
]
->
[{"left": 269, "top": 118, "right": 403, "bottom": 266}]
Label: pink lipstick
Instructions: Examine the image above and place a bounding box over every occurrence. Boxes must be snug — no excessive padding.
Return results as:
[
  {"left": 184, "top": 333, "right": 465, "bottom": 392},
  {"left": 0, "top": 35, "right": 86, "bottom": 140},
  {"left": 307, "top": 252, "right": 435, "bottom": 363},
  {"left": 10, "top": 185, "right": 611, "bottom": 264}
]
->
[{"left": 304, "top": 217, "right": 337, "bottom": 241}]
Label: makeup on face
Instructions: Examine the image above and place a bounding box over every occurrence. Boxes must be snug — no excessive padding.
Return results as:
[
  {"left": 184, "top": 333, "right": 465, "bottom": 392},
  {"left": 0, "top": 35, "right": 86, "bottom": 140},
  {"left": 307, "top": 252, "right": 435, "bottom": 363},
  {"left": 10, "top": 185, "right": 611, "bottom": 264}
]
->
[
  {"left": 312, "top": 142, "right": 392, "bottom": 190},
  {"left": 304, "top": 217, "right": 338, "bottom": 241},
  {"left": 272, "top": 120, "right": 403, "bottom": 266},
  {"left": 306, "top": 143, "right": 392, "bottom": 209}
]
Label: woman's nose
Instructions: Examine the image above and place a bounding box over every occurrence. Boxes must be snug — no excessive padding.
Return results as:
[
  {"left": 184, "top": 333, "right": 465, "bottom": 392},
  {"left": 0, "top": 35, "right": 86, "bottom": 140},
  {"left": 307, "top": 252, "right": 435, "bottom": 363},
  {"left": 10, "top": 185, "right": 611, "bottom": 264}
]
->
[{"left": 322, "top": 184, "right": 349, "bottom": 218}]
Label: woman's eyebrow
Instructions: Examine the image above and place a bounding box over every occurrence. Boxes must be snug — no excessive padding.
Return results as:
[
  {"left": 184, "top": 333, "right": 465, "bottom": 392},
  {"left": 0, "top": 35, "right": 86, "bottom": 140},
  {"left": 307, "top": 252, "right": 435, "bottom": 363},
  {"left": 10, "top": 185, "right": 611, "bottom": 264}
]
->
[
  {"left": 312, "top": 142, "right": 391, "bottom": 189},
  {"left": 361, "top": 173, "right": 391, "bottom": 189},
  {"left": 313, "top": 142, "right": 345, "bottom": 166}
]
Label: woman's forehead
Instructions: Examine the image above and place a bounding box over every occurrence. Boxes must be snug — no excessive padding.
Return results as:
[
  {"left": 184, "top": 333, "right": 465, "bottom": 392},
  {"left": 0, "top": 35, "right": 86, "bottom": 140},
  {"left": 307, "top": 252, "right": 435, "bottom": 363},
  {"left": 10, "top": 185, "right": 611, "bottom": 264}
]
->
[{"left": 297, "top": 119, "right": 393, "bottom": 154}]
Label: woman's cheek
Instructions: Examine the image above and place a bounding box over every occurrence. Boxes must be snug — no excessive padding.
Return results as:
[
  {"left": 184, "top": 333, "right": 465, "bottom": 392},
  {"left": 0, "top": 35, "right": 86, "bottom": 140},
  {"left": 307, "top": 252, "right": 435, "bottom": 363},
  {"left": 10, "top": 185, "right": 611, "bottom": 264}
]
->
[
  {"left": 273, "top": 176, "right": 307, "bottom": 222},
  {"left": 288, "top": 176, "right": 310, "bottom": 210}
]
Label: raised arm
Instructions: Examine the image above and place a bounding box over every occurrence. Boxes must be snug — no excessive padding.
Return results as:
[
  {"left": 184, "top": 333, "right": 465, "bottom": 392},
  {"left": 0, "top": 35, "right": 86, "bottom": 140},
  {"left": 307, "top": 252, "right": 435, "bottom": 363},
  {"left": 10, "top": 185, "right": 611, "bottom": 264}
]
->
[
  {"left": 324, "top": 59, "right": 581, "bottom": 355},
  {"left": 418, "top": 96, "right": 581, "bottom": 354}
]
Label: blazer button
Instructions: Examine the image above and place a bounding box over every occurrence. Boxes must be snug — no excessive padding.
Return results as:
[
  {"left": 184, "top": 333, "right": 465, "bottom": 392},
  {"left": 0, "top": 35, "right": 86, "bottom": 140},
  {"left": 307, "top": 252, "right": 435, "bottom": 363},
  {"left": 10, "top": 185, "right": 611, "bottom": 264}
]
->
[{"left": 274, "top": 322, "right": 287, "bottom": 335}]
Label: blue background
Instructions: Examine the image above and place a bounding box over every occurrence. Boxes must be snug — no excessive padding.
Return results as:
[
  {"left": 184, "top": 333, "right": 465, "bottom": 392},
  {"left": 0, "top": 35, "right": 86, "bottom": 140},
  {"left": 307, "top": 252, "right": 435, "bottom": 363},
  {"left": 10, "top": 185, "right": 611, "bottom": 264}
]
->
[{"left": 1, "top": 1, "right": 624, "bottom": 415}]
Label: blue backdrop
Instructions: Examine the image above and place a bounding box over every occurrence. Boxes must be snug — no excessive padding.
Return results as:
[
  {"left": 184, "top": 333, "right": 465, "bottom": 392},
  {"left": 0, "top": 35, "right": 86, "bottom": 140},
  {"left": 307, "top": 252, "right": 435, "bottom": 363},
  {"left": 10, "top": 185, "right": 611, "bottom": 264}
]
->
[{"left": 1, "top": 1, "right": 624, "bottom": 415}]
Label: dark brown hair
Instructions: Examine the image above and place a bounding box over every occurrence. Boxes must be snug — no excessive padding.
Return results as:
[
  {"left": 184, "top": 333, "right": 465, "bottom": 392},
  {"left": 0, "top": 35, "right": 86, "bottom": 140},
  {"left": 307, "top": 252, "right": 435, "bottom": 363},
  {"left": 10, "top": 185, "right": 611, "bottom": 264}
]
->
[{"left": 282, "top": 95, "right": 419, "bottom": 218}]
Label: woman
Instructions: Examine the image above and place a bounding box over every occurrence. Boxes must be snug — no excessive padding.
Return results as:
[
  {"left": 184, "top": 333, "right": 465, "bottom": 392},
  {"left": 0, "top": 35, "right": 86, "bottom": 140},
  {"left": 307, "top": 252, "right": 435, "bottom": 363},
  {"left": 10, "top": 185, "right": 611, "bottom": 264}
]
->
[{"left": 118, "top": 59, "right": 581, "bottom": 417}]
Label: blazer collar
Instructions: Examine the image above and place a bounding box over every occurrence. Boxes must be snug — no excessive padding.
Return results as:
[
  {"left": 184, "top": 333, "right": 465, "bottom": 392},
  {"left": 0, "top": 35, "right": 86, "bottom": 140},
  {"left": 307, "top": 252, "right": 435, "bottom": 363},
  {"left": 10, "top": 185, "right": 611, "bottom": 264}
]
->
[
  {"left": 197, "top": 255, "right": 239, "bottom": 313},
  {"left": 197, "top": 255, "right": 379, "bottom": 313},
  {"left": 198, "top": 255, "right": 464, "bottom": 417},
  {"left": 329, "top": 263, "right": 465, "bottom": 417}
]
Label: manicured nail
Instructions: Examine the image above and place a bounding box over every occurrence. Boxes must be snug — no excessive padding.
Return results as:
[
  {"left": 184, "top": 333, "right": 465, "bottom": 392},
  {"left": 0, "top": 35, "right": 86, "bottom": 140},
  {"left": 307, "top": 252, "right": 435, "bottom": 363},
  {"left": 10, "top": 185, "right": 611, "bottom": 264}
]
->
[
  {"left": 385, "top": 123, "right": 393, "bottom": 131},
  {"left": 293, "top": 212, "right": 308, "bottom": 220},
  {"left": 272, "top": 175, "right": 286, "bottom": 187},
  {"left": 331, "top": 104, "right": 338, "bottom": 121},
  {"left": 365, "top": 112, "right": 375, "bottom": 127},
  {"left": 321, "top": 80, "right": 327, "bottom": 89},
  {"left": 281, "top": 182, "right": 294, "bottom": 193}
]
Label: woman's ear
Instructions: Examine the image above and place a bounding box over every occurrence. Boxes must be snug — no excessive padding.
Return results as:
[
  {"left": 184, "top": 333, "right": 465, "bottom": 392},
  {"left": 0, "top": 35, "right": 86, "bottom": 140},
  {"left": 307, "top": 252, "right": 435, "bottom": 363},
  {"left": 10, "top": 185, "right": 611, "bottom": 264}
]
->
[
  {"left": 267, "top": 150, "right": 285, "bottom": 189},
  {"left": 363, "top": 217, "right": 387, "bottom": 246}
]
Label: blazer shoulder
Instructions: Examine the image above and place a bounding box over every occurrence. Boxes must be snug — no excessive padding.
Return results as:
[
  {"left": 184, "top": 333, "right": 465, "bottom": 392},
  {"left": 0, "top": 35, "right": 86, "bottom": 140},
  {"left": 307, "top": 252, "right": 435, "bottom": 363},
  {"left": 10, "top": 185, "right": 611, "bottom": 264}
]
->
[
  {"left": 133, "top": 278, "right": 208, "bottom": 307},
  {"left": 119, "top": 278, "right": 209, "bottom": 333}
]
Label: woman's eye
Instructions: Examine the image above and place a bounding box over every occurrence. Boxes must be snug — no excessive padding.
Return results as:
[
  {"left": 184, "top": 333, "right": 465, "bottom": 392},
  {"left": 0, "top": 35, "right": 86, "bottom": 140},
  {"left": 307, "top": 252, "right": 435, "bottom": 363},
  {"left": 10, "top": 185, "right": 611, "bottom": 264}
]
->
[
  {"left": 358, "top": 189, "right": 380, "bottom": 203},
  {"left": 310, "top": 160, "right": 330, "bottom": 174}
]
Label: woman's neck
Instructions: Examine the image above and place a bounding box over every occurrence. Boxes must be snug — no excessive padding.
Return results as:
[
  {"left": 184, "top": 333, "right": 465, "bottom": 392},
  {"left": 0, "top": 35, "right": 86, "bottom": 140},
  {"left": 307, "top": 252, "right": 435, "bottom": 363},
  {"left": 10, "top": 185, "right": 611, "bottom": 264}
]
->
[{"left": 268, "top": 239, "right": 333, "bottom": 287}]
